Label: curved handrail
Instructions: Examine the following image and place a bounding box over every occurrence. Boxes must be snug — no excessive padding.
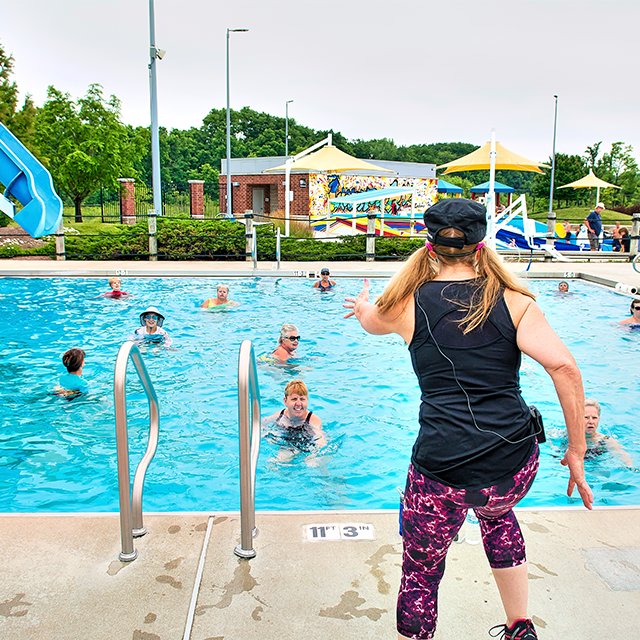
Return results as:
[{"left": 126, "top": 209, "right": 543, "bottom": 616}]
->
[
  {"left": 633, "top": 253, "right": 640, "bottom": 274},
  {"left": 114, "top": 341, "right": 160, "bottom": 561},
  {"left": 234, "top": 340, "right": 261, "bottom": 558}
]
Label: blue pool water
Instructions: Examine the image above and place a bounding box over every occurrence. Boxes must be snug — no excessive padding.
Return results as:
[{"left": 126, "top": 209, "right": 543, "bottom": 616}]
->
[{"left": 0, "top": 276, "right": 638, "bottom": 513}]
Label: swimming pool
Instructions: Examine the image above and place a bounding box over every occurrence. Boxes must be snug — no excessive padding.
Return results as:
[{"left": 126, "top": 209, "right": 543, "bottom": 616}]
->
[{"left": 0, "top": 276, "right": 638, "bottom": 513}]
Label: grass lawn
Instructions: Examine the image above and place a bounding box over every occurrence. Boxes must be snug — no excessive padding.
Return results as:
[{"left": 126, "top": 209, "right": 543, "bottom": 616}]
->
[{"left": 529, "top": 205, "right": 634, "bottom": 226}]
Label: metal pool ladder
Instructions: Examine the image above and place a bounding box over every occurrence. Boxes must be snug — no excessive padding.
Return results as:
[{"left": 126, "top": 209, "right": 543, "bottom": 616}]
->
[
  {"left": 114, "top": 341, "right": 159, "bottom": 562},
  {"left": 234, "top": 340, "right": 261, "bottom": 559}
]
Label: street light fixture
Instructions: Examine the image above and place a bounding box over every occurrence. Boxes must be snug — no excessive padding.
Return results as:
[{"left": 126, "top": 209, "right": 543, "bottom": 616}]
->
[
  {"left": 285, "top": 99, "right": 293, "bottom": 158},
  {"left": 226, "top": 28, "right": 249, "bottom": 218}
]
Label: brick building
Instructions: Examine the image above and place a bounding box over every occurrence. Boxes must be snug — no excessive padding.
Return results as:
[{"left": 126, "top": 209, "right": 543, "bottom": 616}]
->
[{"left": 220, "top": 156, "right": 436, "bottom": 220}]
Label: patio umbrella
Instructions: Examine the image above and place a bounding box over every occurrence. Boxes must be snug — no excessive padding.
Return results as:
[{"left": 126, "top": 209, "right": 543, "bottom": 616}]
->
[
  {"left": 557, "top": 169, "right": 621, "bottom": 205},
  {"left": 438, "top": 141, "right": 549, "bottom": 174},
  {"left": 264, "top": 145, "right": 395, "bottom": 174},
  {"left": 436, "top": 135, "right": 550, "bottom": 247}
]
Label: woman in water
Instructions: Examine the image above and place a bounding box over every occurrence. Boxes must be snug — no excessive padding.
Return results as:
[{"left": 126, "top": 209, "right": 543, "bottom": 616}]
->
[
  {"left": 56, "top": 348, "right": 89, "bottom": 397},
  {"left": 313, "top": 268, "right": 336, "bottom": 291},
  {"left": 344, "top": 198, "right": 592, "bottom": 640},
  {"left": 101, "top": 277, "right": 130, "bottom": 298},
  {"left": 618, "top": 299, "right": 640, "bottom": 326},
  {"left": 132, "top": 306, "right": 173, "bottom": 346},
  {"left": 269, "top": 324, "right": 300, "bottom": 362},
  {"left": 262, "top": 380, "right": 326, "bottom": 452},
  {"left": 584, "top": 398, "right": 633, "bottom": 466}
]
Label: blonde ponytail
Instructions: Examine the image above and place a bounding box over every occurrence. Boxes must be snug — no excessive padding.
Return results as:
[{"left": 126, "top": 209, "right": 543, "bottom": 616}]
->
[
  {"left": 375, "top": 231, "right": 535, "bottom": 330},
  {"left": 376, "top": 246, "right": 438, "bottom": 315}
]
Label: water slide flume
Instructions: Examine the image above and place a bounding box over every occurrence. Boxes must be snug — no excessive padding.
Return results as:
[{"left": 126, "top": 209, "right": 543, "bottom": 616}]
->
[{"left": 0, "top": 122, "right": 63, "bottom": 237}]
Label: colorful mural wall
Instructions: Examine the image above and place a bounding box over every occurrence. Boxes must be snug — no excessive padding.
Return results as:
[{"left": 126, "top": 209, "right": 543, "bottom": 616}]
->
[{"left": 308, "top": 174, "right": 438, "bottom": 218}]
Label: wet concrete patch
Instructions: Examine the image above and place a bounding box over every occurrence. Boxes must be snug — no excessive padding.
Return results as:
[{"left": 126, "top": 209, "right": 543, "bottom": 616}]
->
[
  {"left": 0, "top": 594, "right": 32, "bottom": 617},
  {"left": 583, "top": 547, "right": 640, "bottom": 591},
  {"left": 318, "top": 590, "right": 387, "bottom": 621}
]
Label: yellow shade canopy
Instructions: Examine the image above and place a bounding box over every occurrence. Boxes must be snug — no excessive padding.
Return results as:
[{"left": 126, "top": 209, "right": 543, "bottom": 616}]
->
[
  {"left": 264, "top": 145, "right": 395, "bottom": 174},
  {"left": 438, "top": 141, "right": 550, "bottom": 174},
  {"left": 557, "top": 169, "right": 621, "bottom": 190}
]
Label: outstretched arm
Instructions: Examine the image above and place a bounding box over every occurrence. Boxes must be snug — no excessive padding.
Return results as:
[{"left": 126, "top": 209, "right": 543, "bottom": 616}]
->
[
  {"left": 343, "top": 279, "right": 413, "bottom": 343},
  {"left": 514, "top": 298, "right": 593, "bottom": 509}
]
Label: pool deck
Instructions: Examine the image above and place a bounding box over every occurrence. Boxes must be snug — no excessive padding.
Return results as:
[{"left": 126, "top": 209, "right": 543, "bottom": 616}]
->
[
  {"left": 1, "top": 509, "right": 639, "bottom": 640},
  {"left": 2, "top": 257, "right": 639, "bottom": 639}
]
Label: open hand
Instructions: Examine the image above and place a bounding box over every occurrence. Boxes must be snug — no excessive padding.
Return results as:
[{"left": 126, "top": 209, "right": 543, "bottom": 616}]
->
[
  {"left": 561, "top": 447, "right": 594, "bottom": 510},
  {"left": 343, "top": 279, "right": 370, "bottom": 319}
]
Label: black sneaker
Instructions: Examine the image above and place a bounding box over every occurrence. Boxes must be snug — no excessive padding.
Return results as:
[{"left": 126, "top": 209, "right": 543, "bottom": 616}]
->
[{"left": 489, "top": 618, "right": 538, "bottom": 639}]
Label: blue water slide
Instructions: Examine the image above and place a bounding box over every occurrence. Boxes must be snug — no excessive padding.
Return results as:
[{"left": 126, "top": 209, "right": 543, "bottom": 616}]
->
[{"left": 0, "top": 122, "right": 63, "bottom": 237}]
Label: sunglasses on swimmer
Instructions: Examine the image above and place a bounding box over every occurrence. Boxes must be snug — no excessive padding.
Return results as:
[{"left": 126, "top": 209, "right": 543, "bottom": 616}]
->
[
  {"left": 285, "top": 335, "right": 301, "bottom": 341},
  {"left": 144, "top": 314, "right": 159, "bottom": 320}
]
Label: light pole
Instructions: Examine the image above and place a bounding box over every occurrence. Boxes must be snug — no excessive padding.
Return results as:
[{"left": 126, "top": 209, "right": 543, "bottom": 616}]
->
[
  {"left": 149, "top": 0, "right": 165, "bottom": 216},
  {"left": 285, "top": 100, "right": 293, "bottom": 158},
  {"left": 226, "top": 28, "right": 248, "bottom": 218},
  {"left": 546, "top": 95, "right": 558, "bottom": 249}
]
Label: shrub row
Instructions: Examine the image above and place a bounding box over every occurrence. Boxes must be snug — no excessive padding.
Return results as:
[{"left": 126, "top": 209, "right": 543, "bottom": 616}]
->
[{"left": 2, "top": 218, "right": 426, "bottom": 261}]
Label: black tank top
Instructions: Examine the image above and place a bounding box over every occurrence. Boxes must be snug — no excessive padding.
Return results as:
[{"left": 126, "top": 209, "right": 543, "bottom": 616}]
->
[{"left": 409, "top": 279, "right": 534, "bottom": 489}]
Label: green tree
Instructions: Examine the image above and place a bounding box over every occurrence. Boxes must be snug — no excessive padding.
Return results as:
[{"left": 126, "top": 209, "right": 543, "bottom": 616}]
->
[
  {"left": 35, "top": 84, "right": 143, "bottom": 222},
  {"left": 584, "top": 142, "right": 601, "bottom": 171},
  {"left": 534, "top": 153, "right": 586, "bottom": 203},
  {"left": 598, "top": 142, "right": 637, "bottom": 183},
  {"left": 0, "top": 40, "right": 37, "bottom": 151}
]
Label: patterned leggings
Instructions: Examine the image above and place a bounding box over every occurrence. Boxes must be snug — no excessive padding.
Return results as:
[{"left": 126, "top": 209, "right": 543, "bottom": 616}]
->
[{"left": 397, "top": 447, "right": 539, "bottom": 640}]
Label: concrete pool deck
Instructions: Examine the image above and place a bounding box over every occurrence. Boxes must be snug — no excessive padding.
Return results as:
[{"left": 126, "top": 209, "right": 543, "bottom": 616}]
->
[
  {"left": 1, "top": 509, "right": 639, "bottom": 640},
  {"left": 1, "top": 257, "right": 639, "bottom": 639}
]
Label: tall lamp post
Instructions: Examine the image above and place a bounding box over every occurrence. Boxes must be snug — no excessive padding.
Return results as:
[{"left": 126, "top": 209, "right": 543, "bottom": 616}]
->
[
  {"left": 285, "top": 99, "right": 293, "bottom": 158},
  {"left": 149, "top": 0, "right": 165, "bottom": 216},
  {"left": 226, "top": 28, "right": 248, "bottom": 218},
  {"left": 546, "top": 94, "right": 558, "bottom": 249}
]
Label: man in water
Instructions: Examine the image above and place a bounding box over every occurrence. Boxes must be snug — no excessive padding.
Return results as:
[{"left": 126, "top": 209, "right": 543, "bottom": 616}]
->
[{"left": 201, "top": 284, "right": 238, "bottom": 308}]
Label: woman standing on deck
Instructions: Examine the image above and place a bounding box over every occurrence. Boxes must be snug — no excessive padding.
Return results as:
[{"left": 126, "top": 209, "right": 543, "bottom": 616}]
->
[{"left": 344, "top": 198, "right": 593, "bottom": 640}]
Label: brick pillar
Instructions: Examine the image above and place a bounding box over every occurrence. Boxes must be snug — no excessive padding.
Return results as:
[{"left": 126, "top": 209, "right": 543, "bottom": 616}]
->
[
  {"left": 117, "top": 178, "right": 136, "bottom": 225},
  {"left": 188, "top": 180, "right": 205, "bottom": 219}
]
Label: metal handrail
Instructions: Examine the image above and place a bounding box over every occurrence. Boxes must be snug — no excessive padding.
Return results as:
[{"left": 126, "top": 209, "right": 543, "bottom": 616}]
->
[
  {"left": 234, "top": 340, "right": 261, "bottom": 558},
  {"left": 114, "top": 341, "right": 160, "bottom": 562}
]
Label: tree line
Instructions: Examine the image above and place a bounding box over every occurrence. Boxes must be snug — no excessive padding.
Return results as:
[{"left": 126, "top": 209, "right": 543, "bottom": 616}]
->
[{"left": 1, "top": 40, "right": 638, "bottom": 224}]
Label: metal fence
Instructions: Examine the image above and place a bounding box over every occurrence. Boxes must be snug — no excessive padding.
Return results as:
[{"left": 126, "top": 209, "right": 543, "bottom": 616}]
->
[{"left": 71, "top": 182, "right": 220, "bottom": 223}]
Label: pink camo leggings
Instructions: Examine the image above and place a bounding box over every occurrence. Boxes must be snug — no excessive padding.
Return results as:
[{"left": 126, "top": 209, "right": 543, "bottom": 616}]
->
[{"left": 397, "top": 447, "right": 539, "bottom": 640}]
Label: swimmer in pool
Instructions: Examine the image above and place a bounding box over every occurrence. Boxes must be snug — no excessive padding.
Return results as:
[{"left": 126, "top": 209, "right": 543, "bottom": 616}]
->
[
  {"left": 102, "top": 277, "right": 130, "bottom": 298},
  {"left": 618, "top": 299, "right": 640, "bottom": 326},
  {"left": 200, "top": 284, "right": 238, "bottom": 309},
  {"left": 262, "top": 380, "right": 327, "bottom": 452},
  {"left": 558, "top": 281, "right": 570, "bottom": 293},
  {"left": 131, "top": 306, "right": 173, "bottom": 346},
  {"left": 269, "top": 324, "right": 300, "bottom": 362},
  {"left": 584, "top": 398, "right": 633, "bottom": 466},
  {"left": 55, "top": 348, "right": 89, "bottom": 397},
  {"left": 313, "top": 267, "right": 337, "bottom": 291}
]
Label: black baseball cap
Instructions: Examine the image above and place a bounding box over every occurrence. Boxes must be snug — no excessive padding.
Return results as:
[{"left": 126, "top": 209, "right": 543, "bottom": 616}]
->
[{"left": 423, "top": 198, "right": 487, "bottom": 249}]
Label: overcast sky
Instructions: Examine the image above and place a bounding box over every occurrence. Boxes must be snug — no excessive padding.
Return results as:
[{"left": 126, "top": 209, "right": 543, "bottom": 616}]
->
[{"left": 2, "top": 0, "right": 638, "bottom": 164}]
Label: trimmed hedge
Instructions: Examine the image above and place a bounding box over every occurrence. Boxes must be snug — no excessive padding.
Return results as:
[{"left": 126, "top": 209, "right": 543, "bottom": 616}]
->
[{"left": 2, "top": 218, "right": 426, "bottom": 261}]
